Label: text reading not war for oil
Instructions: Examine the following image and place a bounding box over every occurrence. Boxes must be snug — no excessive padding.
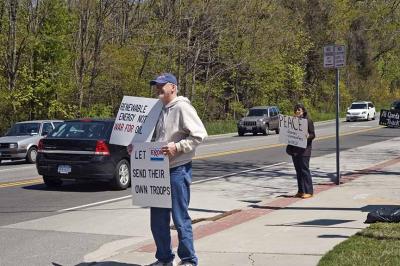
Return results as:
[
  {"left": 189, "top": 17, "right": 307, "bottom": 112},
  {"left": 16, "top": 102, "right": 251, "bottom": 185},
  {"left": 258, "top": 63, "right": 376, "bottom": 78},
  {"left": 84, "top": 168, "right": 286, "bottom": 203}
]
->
[{"left": 114, "top": 103, "right": 149, "bottom": 134}]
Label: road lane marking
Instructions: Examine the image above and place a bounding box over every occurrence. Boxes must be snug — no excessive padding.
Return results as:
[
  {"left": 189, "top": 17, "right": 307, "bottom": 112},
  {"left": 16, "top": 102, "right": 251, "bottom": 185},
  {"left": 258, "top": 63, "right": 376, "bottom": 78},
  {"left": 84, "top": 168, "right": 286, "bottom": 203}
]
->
[
  {"left": 194, "top": 126, "right": 383, "bottom": 159},
  {"left": 349, "top": 125, "right": 373, "bottom": 128},
  {"left": 0, "top": 165, "right": 36, "bottom": 173},
  {"left": 0, "top": 125, "right": 385, "bottom": 189},
  {"left": 0, "top": 178, "right": 42, "bottom": 188},
  {"left": 57, "top": 195, "right": 133, "bottom": 213},
  {"left": 56, "top": 162, "right": 287, "bottom": 212}
]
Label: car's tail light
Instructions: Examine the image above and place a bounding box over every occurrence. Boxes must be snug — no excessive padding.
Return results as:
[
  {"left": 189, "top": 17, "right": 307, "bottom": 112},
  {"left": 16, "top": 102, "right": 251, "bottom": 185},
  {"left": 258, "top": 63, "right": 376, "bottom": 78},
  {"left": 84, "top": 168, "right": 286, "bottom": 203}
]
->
[
  {"left": 95, "top": 140, "right": 110, "bottom": 156},
  {"left": 38, "top": 139, "right": 44, "bottom": 152}
]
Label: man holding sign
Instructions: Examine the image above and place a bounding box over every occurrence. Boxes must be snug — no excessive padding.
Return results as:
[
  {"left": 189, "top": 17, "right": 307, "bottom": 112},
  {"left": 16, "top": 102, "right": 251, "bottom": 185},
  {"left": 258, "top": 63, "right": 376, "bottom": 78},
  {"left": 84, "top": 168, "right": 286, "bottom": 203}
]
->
[{"left": 134, "top": 73, "right": 207, "bottom": 266}]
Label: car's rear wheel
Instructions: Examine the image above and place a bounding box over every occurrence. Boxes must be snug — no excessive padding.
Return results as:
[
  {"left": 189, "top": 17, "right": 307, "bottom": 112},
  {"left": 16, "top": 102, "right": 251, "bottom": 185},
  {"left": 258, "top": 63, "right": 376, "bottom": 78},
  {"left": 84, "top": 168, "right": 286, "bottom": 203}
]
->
[
  {"left": 275, "top": 127, "right": 280, "bottom": 134},
  {"left": 43, "top": 176, "right": 63, "bottom": 188},
  {"left": 26, "top": 147, "right": 38, "bottom": 164},
  {"left": 372, "top": 113, "right": 376, "bottom": 120},
  {"left": 111, "top": 159, "right": 130, "bottom": 190}
]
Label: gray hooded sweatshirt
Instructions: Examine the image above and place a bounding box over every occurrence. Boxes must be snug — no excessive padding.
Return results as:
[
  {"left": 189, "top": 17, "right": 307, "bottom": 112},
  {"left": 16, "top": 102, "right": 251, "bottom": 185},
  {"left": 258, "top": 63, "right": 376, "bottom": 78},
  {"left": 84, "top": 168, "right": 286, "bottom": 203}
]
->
[{"left": 153, "top": 96, "right": 208, "bottom": 168}]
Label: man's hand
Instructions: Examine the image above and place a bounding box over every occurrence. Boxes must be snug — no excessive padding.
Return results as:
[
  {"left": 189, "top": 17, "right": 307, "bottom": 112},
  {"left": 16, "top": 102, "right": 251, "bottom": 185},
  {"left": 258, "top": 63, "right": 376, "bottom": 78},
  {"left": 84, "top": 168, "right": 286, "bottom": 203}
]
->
[
  {"left": 162, "top": 142, "right": 178, "bottom": 157},
  {"left": 127, "top": 144, "right": 133, "bottom": 155}
]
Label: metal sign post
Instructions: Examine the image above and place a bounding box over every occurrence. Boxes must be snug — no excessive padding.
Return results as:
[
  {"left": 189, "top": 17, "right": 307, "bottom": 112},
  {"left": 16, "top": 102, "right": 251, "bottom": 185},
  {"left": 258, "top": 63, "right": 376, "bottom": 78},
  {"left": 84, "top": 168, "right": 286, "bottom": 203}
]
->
[
  {"left": 335, "top": 68, "right": 340, "bottom": 185},
  {"left": 324, "top": 45, "right": 346, "bottom": 185}
]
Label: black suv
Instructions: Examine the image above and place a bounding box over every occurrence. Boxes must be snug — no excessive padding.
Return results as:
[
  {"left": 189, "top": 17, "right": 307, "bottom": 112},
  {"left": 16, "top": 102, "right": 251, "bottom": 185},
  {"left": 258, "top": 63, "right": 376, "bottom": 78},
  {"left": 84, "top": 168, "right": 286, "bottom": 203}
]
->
[
  {"left": 391, "top": 100, "right": 400, "bottom": 111},
  {"left": 36, "top": 119, "right": 130, "bottom": 190}
]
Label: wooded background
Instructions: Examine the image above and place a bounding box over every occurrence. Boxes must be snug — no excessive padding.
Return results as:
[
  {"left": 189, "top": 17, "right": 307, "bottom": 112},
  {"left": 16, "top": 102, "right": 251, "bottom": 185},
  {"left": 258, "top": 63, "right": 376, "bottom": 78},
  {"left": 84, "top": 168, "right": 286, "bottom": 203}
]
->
[{"left": 1, "top": 0, "right": 400, "bottom": 133}]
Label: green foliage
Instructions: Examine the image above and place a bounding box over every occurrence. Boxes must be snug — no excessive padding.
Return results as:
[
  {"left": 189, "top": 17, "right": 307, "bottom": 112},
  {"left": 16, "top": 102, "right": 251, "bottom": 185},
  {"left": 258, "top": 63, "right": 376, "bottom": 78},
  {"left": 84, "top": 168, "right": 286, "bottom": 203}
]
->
[
  {"left": 0, "top": 0, "right": 399, "bottom": 133},
  {"left": 81, "top": 104, "right": 113, "bottom": 119}
]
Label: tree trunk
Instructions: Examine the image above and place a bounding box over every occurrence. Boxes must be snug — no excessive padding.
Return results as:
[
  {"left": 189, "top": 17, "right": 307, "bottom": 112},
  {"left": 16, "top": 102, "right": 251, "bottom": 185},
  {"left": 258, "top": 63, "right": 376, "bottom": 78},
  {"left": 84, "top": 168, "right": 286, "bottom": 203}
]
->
[
  {"left": 75, "top": 0, "right": 91, "bottom": 115},
  {"left": 6, "top": 0, "right": 18, "bottom": 92}
]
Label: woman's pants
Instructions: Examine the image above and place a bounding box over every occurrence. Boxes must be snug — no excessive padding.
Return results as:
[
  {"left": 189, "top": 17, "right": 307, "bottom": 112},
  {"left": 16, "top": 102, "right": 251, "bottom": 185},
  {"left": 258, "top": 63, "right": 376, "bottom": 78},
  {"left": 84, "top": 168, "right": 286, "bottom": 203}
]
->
[{"left": 292, "top": 155, "right": 313, "bottom": 194}]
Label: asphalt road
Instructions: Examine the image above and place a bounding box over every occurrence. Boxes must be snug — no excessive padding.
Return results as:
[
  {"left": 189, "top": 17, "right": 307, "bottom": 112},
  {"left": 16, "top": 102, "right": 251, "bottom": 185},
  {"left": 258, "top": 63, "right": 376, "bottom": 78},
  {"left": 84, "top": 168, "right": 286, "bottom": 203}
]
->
[
  {"left": 0, "top": 119, "right": 399, "bottom": 265},
  {"left": 0, "top": 119, "right": 397, "bottom": 227}
]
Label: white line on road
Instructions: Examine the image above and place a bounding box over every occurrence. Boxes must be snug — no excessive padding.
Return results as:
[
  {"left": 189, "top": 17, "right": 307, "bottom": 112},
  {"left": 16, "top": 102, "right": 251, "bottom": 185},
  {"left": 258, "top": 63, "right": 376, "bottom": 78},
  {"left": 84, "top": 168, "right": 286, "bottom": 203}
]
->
[
  {"left": 349, "top": 125, "right": 373, "bottom": 128},
  {"left": 57, "top": 195, "right": 133, "bottom": 213},
  {"left": 56, "top": 162, "right": 287, "bottom": 213},
  {"left": 0, "top": 165, "right": 36, "bottom": 173}
]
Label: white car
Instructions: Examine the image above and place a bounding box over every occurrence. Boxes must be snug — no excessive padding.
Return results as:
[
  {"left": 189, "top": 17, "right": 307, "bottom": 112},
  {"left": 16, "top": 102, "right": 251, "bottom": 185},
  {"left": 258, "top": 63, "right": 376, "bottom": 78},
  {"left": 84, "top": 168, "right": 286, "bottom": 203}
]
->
[
  {"left": 0, "top": 120, "right": 63, "bottom": 164},
  {"left": 346, "top": 101, "right": 376, "bottom": 122}
]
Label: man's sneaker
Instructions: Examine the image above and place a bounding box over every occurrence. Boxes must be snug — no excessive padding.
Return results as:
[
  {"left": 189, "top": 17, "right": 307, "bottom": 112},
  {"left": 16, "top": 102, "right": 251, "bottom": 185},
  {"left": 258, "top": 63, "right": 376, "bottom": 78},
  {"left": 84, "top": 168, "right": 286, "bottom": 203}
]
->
[
  {"left": 177, "top": 261, "right": 196, "bottom": 266},
  {"left": 301, "top": 193, "right": 313, "bottom": 199},
  {"left": 146, "top": 261, "right": 174, "bottom": 266}
]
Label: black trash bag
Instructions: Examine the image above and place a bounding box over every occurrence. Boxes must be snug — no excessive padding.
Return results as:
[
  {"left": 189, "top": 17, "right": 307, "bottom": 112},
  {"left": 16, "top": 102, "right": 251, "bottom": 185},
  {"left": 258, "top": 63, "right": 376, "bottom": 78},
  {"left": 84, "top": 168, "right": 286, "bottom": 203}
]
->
[{"left": 365, "top": 207, "right": 400, "bottom": 224}]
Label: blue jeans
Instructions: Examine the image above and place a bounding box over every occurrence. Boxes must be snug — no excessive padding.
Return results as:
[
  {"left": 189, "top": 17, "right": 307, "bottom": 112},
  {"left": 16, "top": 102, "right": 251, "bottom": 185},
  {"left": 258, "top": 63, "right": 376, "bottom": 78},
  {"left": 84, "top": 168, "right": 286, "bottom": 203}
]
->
[{"left": 150, "top": 162, "right": 198, "bottom": 265}]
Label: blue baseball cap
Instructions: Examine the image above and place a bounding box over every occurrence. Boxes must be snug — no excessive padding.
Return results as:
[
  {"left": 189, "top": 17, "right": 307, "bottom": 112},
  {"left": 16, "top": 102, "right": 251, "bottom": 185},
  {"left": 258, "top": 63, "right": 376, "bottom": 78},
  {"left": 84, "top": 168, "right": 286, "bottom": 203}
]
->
[{"left": 150, "top": 73, "right": 177, "bottom": 86}]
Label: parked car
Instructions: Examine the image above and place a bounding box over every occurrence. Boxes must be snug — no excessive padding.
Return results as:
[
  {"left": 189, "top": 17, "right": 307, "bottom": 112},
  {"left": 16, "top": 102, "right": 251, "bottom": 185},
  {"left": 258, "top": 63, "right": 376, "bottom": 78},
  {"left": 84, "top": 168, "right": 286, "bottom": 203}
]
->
[
  {"left": 346, "top": 101, "right": 376, "bottom": 122},
  {"left": 237, "top": 106, "right": 280, "bottom": 136},
  {"left": 0, "top": 120, "right": 63, "bottom": 164},
  {"left": 36, "top": 119, "right": 130, "bottom": 190},
  {"left": 390, "top": 100, "right": 400, "bottom": 111}
]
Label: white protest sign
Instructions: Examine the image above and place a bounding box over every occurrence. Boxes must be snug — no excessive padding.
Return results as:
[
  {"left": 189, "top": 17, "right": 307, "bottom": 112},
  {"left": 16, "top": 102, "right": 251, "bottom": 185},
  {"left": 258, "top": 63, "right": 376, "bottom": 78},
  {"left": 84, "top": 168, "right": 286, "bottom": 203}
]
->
[
  {"left": 110, "top": 96, "right": 163, "bottom": 146},
  {"left": 131, "top": 142, "right": 171, "bottom": 208},
  {"left": 278, "top": 114, "right": 308, "bottom": 148}
]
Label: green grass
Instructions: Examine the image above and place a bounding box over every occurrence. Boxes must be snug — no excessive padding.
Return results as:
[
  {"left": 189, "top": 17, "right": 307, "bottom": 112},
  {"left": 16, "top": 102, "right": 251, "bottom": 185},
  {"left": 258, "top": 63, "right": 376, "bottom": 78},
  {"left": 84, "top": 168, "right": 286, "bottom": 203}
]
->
[
  {"left": 310, "top": 111, "right": 346, "bottom": 122},
  {"left": 318, "top": 223, "right": 400, "bottom": 266},
  {"left": 204, "top": 120, "right": 237, "bottom": 136}
]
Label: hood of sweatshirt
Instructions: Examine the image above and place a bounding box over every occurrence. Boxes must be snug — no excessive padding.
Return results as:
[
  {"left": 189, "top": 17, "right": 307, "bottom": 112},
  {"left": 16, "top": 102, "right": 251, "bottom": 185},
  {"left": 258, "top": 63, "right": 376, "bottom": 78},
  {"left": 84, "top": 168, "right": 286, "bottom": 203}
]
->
[{"left": 164, "top": 96, "right": 191, "bottom": 109}]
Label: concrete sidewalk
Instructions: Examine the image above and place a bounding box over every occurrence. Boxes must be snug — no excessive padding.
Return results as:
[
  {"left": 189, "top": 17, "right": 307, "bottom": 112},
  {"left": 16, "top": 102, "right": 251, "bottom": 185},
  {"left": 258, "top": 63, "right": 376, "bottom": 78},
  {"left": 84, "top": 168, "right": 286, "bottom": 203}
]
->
[{"left": 85, "top": 136, "right": 400, "bottom": 266}]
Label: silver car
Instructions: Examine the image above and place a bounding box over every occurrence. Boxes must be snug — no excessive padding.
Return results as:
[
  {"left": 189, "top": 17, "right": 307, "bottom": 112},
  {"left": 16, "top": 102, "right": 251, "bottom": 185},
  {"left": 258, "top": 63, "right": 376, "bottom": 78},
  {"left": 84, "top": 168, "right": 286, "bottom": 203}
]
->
[
  {"left": 0, "top": 120, "right": 63, "bottom": 164},
  {"left": 237, "top": 106, "right": 280, "bottom": 136}
]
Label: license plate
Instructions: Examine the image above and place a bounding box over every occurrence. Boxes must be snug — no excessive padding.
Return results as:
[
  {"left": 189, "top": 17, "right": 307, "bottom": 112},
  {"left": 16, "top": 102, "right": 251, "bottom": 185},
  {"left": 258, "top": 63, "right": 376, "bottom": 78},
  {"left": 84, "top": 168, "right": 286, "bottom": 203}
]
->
[
  {"left": 246, "top": 126, "right": 253, "bottom": 131},
  {"left": 58, "top": 165, "right": 71, "bottom": 174}
]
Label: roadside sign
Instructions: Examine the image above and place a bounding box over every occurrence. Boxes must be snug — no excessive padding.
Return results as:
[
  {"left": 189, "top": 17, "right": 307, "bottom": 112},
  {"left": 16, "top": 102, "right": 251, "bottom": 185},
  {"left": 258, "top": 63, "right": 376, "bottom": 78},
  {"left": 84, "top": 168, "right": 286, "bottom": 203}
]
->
[
  {"left": 110, "top": 96, "right": 163, "bottom": 146},
  {"left": 323, "top": 45, "right": 335, "bottom": 68},
  {"left": 379, "top": 109, "right": 400, "bottom": 128},
  {"left": 324, "top": 45, "right": 346, "bottom": 68},
  {"left": 278, "top": 114, "right": 308, "bottom": 149},
  {"left": 334, "top": 45, "right": 346, "bottom": 68},
  {"left": 131, "top": 142, "right": 171, "bottom": 208}
]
